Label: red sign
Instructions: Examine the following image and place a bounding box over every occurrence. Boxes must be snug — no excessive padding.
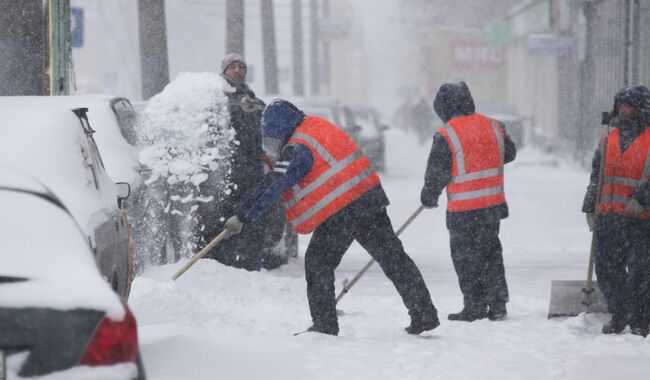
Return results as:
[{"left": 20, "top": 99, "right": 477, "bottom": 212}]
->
[{"left": 450, "top": 40, "right": 505, "bottom": 69}]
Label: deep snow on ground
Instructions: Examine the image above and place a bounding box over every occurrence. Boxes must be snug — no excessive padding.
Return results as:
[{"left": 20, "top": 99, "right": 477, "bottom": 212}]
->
[{"left": 129, "top": 128, "right": 650, "bottom": 380}]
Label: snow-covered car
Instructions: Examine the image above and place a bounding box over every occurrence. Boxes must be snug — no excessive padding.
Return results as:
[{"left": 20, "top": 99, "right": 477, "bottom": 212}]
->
[
  {"left": 0, "top": 95, "right": 142, "bottom": 196},
  {"left": 0, "top": 105, "right": 135, "bottom": 300},
  {"left": 348, "top": 106, "right": 389, "bottom": 172},
  {"left": 0, "top": 165, "right": 145, "bottom": 379}
]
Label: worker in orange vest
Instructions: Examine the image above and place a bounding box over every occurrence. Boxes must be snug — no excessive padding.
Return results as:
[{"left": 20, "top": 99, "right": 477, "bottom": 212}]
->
[
  {"left": 583, "top": 85, "right": 650, "bottom": 337},
  {"left": 222, "top": 99, "right": 439, "bottom": 336},
  {"left": 420, "top": 81, "right": 517, "bottom": 322}
]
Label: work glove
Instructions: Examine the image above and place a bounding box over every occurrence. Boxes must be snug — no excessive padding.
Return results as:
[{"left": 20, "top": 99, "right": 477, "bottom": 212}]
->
[
  {"left": 224, "top": 215, "right": 244, "bottom": 238},
  {"left": 422, "top": 203, "right": 438, "bottom": 209},
  {"left": 625, "top": 198, "right": 644, "bottom": 215},
  {"left": 586, "top": 212, "right": 595, "bottom": 231}
]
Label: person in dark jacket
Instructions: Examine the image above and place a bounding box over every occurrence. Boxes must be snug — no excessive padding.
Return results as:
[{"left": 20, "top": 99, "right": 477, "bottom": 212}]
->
[
  {"left": 421, "top": 81, "right": 517, "bottom": 322},
  {"left": 222, "top": 99, "right": 440, "bottom": 336},
  {"left": 202, "top": 53, "right": 267, "bottom": 271},
  {"left": 582, "top": 84, "right": 650, "bottom": 337}
]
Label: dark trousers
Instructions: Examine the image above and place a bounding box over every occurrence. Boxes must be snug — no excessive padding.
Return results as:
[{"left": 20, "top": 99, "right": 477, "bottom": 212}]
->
[
  {"left": 448, "top": 221, "right": 509, "bottom": 312},
  {"left": 595, "top": 216, "right": 650, "bottom": 325},
  {"left": 206, "top": 220, "right": 265, "bottom": 271},
  {"left": 304, "top": 208, "right": 438, "bottom": 330}
]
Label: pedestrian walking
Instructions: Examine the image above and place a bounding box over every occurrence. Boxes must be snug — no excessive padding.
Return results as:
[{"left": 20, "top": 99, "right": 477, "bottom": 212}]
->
[
  {"left": 583, "top": 84, "right": 650, "bottom": 337},
  {"left": 223, "top": 99, "right": 440, "bottom": 335},
  {"left": 420, "top": 81, "right": 517, "bottom": 322}
]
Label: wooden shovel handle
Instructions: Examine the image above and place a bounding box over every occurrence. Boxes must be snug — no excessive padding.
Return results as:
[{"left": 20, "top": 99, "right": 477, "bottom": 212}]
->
[{"left": 171, "top": 229, "right": 229, "bottom": 281}]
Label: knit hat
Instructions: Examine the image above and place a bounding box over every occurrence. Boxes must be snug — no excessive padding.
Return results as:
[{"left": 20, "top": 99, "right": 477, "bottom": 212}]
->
[
  {"left": 221, "top": 53, "right": 246, "bottom": 73},
  {"left": 612, "top": 85, "right": 650, "bottom": 125}
]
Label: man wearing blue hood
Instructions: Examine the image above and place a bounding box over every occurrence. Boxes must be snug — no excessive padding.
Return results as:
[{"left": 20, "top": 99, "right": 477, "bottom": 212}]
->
[
  {"left": 582, "top": 85, "right": 650, "bottom": 337},
  {"left": 222, "top": 99, "right": 439, "bottom": 336},
  {"left": 421, "top": 81, "right": 517, "bottom": 322}
]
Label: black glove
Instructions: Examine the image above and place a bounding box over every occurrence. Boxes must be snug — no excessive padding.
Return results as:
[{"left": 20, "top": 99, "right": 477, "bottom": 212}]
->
[
  {"left": 586, "top": 212, "right": 595, "bottom": 231},
  {"left": 625, "top": 198, "right": 644, "bottom": 215}
]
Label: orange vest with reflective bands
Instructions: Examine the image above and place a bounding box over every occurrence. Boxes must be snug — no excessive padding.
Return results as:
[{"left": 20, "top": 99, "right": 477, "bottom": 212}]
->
[
  {"left": 597, "top": 127, "right": 650, "bottom": 218},
  {"left": 438, "top": 114, "right": 506, "bottom": 212},
  {"left": 282, "top": 115, "right": 381, "bottom": 234}
]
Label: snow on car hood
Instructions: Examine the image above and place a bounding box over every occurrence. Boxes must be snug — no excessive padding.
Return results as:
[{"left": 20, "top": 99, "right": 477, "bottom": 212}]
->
[{"left": 0, "top": 169, "right": 123, "bottom": 318}]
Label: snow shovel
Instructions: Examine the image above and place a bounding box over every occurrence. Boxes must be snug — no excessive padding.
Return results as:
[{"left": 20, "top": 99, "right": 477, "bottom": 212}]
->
[
  {"left": 547, "top": 131, "right": 609, "bottom": 318},
  {"left": 335, "top": 205, "right": 425, "bottom": 304},
  {"left": 171, "top": 229, "right": 229, "bottom": 281}
]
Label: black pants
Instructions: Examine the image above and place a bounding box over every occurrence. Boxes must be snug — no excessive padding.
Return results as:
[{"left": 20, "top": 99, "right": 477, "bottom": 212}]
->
[
  {"left": 448, "top": 221, "right": 509, "bottom": 312},
  {"left": 205, "top": 219, "right": 265, "bottom": 271},
  {"left": 595, "top": 216, "right": 650, "bottom": 325},
  {"left": 304, "top": 207, "right": 437, "bottom": 330}
]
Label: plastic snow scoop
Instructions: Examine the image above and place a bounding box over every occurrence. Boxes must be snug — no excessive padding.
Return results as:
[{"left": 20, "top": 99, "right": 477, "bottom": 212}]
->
[
  {"left": 335, "top": 205, "right": 425, "bottom": 304},
  {"left": 171, "top": 229, "right": 229, "bottom": 281},
  {"left": 548, "top": 129, "right": 609, "bottom": 318}
]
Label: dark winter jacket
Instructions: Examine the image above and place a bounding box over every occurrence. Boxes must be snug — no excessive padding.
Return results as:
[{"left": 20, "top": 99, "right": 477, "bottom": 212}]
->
[
  {"left": 422, "top": 81, "right": 517, "bottom": 229},
  {"left": 582, "top": 85, "right": 650, "bottom": 217},
  {"left": 224, "top": 80, "right": 266, "bottom": 206}
]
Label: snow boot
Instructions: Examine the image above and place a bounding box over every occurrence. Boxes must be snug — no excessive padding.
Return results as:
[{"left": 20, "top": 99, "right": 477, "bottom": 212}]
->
[
  {"left": 629, "top": 318, "right": 649, "bottom": 337},
  {"left": 448, "top": 308, "right": 487, "bottom": 322},
  {"left": 404, "top": 317, "right": 440, "bottom": 335},
  {"left": 305, "top": 324, "right": 339, "bottom": 336},
  {"left": 602, "top": 315, "right": 628, "bottom": 334},
  {"left": 488, "top": 303, "right": 508, "bottom": 321}
]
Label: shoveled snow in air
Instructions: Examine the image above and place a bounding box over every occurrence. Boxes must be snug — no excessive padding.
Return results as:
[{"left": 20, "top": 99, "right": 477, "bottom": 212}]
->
[{"left": 129, "top": 128, "right": 650, "bottom": 380}]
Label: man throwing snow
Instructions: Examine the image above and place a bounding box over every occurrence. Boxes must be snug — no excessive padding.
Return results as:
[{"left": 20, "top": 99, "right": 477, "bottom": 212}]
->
[
  {"left": 420, "top": 81, "right": 516, "bottom": 322},
  {"left": 223, "top": 99, "right": 439, "bottom": 336}
]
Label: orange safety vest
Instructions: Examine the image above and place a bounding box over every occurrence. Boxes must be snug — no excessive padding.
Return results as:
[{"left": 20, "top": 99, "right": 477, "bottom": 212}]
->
[
  {"left": 597, "top": 127, "right": 650, "bottom": 218},
  {"left": 438, "top": 114, "right": 506, "bottom": 212},
  {"left": 282, "top": 115, "right": 381, "bottom": 234}
]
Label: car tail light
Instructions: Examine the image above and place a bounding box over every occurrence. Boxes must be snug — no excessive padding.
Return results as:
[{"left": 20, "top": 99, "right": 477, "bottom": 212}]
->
[{"left": 79, "top": 306, "right": 139, "bottom": 366}]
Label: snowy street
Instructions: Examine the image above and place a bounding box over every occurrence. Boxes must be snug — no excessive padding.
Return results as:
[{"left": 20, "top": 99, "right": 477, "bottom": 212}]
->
[{"left": 130, "top": 128, "right": 650, "bottom": 380}]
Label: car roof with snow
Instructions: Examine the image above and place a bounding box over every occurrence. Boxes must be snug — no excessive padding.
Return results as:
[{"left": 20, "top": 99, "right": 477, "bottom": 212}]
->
[
  {"left": 0, "top": 105, "right": 118, "bottom": 236},
  {"left": 0, "top": 164, "right": 124, "bottom": 318},
  {"left": 0, "top": 95, "right": 140, "bottom": 186}
]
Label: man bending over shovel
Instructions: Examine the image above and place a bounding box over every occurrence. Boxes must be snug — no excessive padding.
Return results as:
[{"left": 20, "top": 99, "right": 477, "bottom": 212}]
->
[{"left": 221, "top": 99, "right": 439, "bottom": 336}]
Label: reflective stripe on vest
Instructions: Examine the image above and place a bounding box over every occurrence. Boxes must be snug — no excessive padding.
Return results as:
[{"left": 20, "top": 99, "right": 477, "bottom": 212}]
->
[
  {"left": 283, "top": 116, "right": 380, "bottom": 233},
  {"left": 441, "top": 114, "right": 506, "bottom": 212},
  {"left": 597, "top": 127, "right": 650, "bottom": 218}
]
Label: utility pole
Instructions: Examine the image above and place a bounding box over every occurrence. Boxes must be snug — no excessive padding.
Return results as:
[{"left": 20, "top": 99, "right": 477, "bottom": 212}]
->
[
  {"left": 310, "top": 0, "right": 320, "bottom": 95},
  {"left": 321, "top": 0, "right": 330, "bottom": 95},
  {"left": 138, "top": 0, "right": 170, "bottom": 100},
  {"left": 226, "top": 0, "right": 245, "bottom": 55},
  {"left": 261, "top": 0, "right": 279, "bottom": 94},
  {"left": 49, "top": 0, "right": 71, "bottom": 95},
  {"left": 292, "top": 0, "right": 305, "bottom": 96},
  {"left": 0, "top": 0, "right": 46, "bottom": 95}
]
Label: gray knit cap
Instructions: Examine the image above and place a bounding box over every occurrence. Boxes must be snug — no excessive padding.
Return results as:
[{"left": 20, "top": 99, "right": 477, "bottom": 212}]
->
[{"left": 221, "top": 53, "right": 246, "bottom": 73}]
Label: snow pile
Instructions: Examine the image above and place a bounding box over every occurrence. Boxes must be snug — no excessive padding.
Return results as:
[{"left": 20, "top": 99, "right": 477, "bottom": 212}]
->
[{"left": 134, "top": 72, "right": 235, "bottom": 264}]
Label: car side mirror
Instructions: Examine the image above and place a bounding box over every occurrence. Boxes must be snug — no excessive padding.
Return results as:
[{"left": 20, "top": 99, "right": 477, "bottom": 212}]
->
[{"left": 116, "top": 182, "right": 131, "bottom": 208}]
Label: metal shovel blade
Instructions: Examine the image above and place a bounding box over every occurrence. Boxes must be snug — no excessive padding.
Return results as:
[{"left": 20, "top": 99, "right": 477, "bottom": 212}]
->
[{"left": 547, "top": 280, "right": 608, "bottom": 318}]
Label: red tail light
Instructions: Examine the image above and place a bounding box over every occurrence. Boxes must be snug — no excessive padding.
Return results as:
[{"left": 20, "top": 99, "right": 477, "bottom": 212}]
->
[{"left": 79, "top": 306, "right": 139, "bottom": 366}]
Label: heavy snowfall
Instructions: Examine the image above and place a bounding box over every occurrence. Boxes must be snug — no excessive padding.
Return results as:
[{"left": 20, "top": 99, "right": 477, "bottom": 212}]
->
[
  {"left": 128, "top": 130, "right": 650, "bottom": 380},
  {"left": 2, "top": 0, "right": 650, "bottom": 379}
]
